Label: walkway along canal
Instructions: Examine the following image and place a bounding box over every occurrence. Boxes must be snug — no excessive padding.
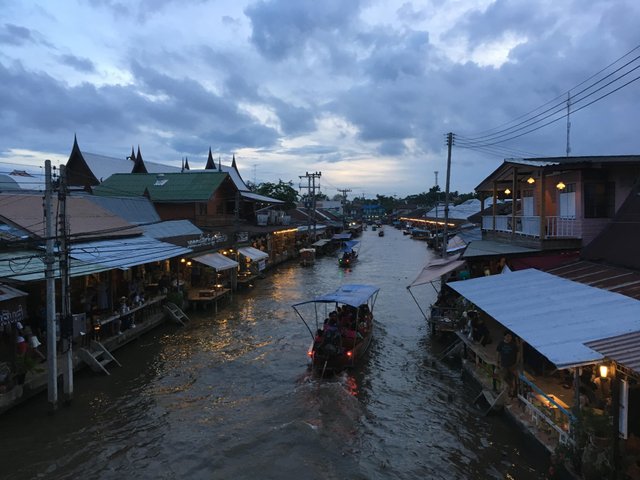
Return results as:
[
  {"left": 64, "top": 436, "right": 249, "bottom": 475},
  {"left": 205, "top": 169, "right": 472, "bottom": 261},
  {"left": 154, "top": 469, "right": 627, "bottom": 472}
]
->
[{"left": 0, "top": 227, "right": 557, "bottom": 479}]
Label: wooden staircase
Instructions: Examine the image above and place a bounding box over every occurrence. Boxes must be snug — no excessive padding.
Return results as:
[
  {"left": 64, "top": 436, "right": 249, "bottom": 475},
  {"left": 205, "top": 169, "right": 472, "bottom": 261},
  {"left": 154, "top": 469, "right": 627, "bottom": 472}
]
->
[
  {"left": 78, "top": 341, "right": 122, "bottom": 375},
  {"left": 163, "top": 302, "right": 190, "bottom": 326}
]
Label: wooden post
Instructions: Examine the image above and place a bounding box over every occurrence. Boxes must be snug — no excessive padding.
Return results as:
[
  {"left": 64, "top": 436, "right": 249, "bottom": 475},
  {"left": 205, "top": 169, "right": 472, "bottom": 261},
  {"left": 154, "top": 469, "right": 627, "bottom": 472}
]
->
[
  {"left": 492, "top": 181, "right": 497, "bottom": 231},
  {"left": 539, "top": 170, "right": 546, "bottom": 239},
  {"left": 511, "top": 167, "right": 517, "bottom": 236}
]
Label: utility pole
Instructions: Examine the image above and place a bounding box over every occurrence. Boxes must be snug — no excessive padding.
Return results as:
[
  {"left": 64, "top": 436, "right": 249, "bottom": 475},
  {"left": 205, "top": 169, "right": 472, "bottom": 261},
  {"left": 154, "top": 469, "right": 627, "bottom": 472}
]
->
[
  {"left": 299, "top": 172, "right": 322, "bottom": 242},
  {"left": 337, "top": 188, "right": 351, "bottom": 228},
  {"left": 44, "top": 160, "right": 58, "bottom": 412},
  {"left": 434, "top": 171, "right": 439, "bottom": 251},
  {"left": 442, "top": 133, "right": 454, "bottom": 259},
  {"left": 58, "top": 165, "right": 73, "bottom": 403},
  {"left": 566, "top": 92, "right": 572, "bottom": 157}
]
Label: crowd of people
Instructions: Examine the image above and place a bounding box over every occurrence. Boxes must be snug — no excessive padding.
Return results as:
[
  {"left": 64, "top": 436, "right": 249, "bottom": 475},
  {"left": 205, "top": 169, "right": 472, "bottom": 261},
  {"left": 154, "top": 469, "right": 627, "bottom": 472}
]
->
[{"left": 313, "top": 304, "right": 373, "bottom": 356}]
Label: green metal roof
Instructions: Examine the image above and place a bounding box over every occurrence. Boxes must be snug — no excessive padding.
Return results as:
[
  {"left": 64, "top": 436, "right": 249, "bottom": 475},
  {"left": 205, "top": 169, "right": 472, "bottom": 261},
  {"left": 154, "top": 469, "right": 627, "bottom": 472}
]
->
[{"left": 93, "top": 171, "right": 228, "bottom": 201}]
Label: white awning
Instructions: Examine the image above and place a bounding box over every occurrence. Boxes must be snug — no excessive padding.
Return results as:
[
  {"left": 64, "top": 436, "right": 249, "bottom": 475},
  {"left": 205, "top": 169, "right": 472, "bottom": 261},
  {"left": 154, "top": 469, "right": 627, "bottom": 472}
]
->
[
  {"left": 312, "top": 239, "right": 331, "bottom": 247},
  {"left": 192, "top": 253, "right": 238, "bottom": 271},
  {"left": 238, "top": 246, "right": 269, "bottom": 262},
  {"left": 447, "top": 268, "right": 640, "bottom": 369},
  {"left": 70, "top": 236, "right": 191, "bottom": 270},
  {"left": 408, "top": 255, "right": 466, "bottom": 288}
]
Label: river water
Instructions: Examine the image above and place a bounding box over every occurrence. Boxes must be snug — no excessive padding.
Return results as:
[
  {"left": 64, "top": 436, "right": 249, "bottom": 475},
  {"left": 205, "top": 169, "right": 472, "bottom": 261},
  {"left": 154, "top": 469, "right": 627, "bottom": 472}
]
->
[{"left": 0, "top": 227, "right": 553, "bottom": 480}]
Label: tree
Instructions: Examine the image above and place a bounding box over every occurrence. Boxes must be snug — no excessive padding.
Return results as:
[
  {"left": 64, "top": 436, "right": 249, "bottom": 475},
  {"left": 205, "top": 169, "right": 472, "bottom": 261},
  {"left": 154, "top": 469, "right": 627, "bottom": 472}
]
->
[{"left": 255, "top": 180, "right": 299, "bottom": 210}]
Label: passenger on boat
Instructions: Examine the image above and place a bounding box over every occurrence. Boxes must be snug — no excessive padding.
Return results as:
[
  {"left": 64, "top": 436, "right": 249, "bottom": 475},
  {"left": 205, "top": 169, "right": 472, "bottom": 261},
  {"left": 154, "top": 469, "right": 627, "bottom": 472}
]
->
[{"left": 321, "top": 317, "right": 342, "bottom": 355}]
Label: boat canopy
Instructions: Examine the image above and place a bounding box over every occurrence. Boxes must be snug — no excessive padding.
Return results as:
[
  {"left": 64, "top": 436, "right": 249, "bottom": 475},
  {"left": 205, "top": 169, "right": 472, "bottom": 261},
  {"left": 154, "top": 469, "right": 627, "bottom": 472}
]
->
[
  {"left": 338, "top": 240, "right": 359, "bottom": 252},
  {"left": 293, "top": 284, "right": 379, "bottom": 308},
  {"left": 408, "top": 255, "right": 465, "bottom": 288}
]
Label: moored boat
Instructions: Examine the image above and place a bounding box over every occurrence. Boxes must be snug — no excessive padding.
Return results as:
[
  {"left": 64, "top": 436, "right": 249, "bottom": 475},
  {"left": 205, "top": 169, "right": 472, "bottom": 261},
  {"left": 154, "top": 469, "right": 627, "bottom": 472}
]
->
[
  {"left": 299, "top": 247, "right": 316, "bottom": 266},
  {"left": 292, "top": 284, "right": 380, "bottom": 375}
]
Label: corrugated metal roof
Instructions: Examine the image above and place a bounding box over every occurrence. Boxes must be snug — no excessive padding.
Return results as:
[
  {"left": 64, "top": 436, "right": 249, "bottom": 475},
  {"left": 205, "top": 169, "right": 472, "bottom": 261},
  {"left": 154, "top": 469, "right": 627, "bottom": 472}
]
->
[
  {"left": 585, "top": 332, "right": 640, "bottom": 375},
  {"left": 424, "top": 199, "right": 495, "bottom": 221},
  {"left": 82, "top": 152, "right": 180, "bottom": 182},
  {"left": 547, "top": 261, "right": 640, "bottom": 301},
  {"left": 0, "top": 193, "right": 141, "bottom": 240},
  {"left": 70, "top": 236, "right": 191, "bottom": 269},
  {"left": 240, "top": 191, "right": 284, "bottom": 204},
  {"left": 447, "top": 268, "right": 640, "bottom": 369},
  {"left": 94, "top": 171, "right": 228, "bottom": 201},
  {"left": 504, "top": 159, "right": 559, "bottom": 167},
  {"left": 0, "top": 171, "right": 45, "bottom": 192},
  {"left": 79, "top": 194, "right": 161, "bottom": 225},
  {"left": 141, "top": 220, "right": 202, "bottom": 239},
  {"left": 0, "top": 250, "right": 111, "bottom": 282},
  {"left": 462, "top": 240, "right": 539, "bottom": 258}
]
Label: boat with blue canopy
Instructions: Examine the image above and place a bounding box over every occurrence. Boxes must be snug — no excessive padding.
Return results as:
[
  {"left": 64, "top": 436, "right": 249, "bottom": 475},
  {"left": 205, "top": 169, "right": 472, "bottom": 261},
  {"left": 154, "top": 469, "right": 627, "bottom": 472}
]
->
[
  {"left": 338, "top": 240, "right": 359, "bottom": 268},
  {"left": 292, "top": 284, "right": 380, "bottom": 375}
]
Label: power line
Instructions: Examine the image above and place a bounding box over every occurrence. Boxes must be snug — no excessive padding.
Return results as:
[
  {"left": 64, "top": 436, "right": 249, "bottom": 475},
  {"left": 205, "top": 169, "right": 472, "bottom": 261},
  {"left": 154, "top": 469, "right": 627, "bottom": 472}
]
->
[{"left": 456, "top": 46, "right": 640, "bottom": 149}]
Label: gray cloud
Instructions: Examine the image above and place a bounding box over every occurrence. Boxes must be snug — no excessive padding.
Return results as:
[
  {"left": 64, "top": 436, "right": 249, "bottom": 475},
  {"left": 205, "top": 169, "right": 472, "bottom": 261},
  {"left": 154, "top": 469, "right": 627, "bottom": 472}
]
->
[
  {"left": 245, "top": 0, "right": 364, "bottom": 61},
  {"left": 58, "top": 54, "right": 96, "bottom": 72},
  {"left": 0, "top": 24, "right": 35, "bottom": 46},
  {"left": 1, "top": 0, "right": 639, "bottom": 196}
]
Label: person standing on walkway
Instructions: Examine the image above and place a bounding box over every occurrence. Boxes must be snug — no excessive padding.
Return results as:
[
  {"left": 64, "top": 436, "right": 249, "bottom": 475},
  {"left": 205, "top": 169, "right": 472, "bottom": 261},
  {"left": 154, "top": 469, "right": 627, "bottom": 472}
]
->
[{"left": 496, "top": 331, "right": 518, "bottom": 397}]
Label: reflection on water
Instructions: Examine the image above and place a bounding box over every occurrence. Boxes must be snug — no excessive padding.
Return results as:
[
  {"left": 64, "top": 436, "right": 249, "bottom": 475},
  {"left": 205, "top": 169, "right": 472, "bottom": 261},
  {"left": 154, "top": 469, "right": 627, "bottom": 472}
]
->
[{"left": 0, "top": 228, "right": 552, "bottom": 480}]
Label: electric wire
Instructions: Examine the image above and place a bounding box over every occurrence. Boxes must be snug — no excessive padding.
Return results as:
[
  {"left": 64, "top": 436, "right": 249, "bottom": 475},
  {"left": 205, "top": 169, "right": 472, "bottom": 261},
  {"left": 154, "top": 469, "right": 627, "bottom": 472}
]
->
[{"left": 460, "top": 44, "right": 640, "bottom": 143}]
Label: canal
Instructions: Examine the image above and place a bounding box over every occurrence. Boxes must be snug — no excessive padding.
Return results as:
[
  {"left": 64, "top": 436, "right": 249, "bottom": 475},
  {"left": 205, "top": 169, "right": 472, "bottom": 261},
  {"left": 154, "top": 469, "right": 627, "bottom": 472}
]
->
[{"left": 0, "top": 227, "right": 553, "bottom": 479}]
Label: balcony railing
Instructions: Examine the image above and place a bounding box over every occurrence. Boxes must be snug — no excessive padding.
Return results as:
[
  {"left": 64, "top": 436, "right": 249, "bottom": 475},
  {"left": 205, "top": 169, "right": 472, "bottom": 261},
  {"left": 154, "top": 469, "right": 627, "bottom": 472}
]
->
[{"left": 482, "top": 215, "right": 581, "bottom": 239}]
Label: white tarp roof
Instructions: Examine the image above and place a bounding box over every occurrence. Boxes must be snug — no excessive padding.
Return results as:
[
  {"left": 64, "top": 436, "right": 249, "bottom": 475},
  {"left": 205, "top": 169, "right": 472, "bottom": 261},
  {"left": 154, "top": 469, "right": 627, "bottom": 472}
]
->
[
  {"left": 238, "top": 246, "right": 269, "bottom": 261},
  {"left": 192, "top": 253, "right": 238, "bottom": 271},
  {"left": 70, "top": 236, "right": 191, "bottom": 270},
  {"left": 447, "top": 268, "right": 640, "bottom": 369},
  {"left": 408, "top": 255, "right": 466, "bottom": 288}
]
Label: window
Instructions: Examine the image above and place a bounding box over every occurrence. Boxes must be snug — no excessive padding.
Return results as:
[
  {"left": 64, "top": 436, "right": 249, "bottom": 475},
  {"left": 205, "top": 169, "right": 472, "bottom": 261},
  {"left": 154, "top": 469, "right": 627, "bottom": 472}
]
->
[
  {"left": 584, "top": 182, "right": 614, "bottom": 218},
  {"left": 198, "top": 203, "right": 208, "bottom": 215}
]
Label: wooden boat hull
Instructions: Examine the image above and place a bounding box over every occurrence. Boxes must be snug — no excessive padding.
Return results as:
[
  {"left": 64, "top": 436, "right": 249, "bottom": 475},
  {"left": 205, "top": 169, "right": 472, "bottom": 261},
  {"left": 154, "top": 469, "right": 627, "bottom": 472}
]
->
[
  {"left": 338, "top": 255, "right": 358, "bottom": 268},
  {"left": 309, "top": 328, "right": 373, "bottom": 374}
]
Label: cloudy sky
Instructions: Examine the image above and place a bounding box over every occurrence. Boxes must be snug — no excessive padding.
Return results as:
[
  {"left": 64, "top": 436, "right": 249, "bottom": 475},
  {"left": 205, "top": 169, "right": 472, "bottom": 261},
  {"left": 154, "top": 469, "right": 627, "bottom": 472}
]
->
[{"left": 1, "top": 0, "right": 639, "bottom": 197}]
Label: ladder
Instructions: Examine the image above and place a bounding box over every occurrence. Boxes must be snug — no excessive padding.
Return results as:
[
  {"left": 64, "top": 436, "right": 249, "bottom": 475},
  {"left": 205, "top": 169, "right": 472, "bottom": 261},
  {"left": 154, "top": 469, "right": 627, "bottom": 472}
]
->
[
  {"left": 473, "top": 387, "right": 508, "bottom": 416},
  {"left": 437, "top": 338, "right": 462, "bottom": 362},
  {"left": 78, "top": 341, "right": 122, "bottom": 375},
  {"left": 163, "top": 302, "right": 190, "bottom": 326}
]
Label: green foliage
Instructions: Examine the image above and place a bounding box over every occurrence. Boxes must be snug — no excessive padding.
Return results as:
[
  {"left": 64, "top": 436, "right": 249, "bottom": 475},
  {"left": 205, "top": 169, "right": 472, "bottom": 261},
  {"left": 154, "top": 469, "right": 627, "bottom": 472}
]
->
[{"left": 255, "top": 180, "right": 299, "bottom": 210}]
